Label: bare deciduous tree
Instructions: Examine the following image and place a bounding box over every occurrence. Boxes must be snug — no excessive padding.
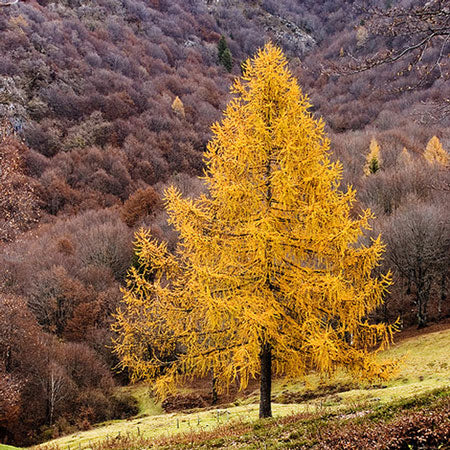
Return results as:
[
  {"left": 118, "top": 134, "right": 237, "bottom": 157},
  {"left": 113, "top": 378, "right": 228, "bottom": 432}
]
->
[
  {"left": 338, "top": 0, "right": 449, "bottom": 90},
  {"left": 44, "top": 362, "right": 68, "bottom": 426},
  {"left": 0, "top": 373, "right": 21, "bottom": 442},
  {"left": 0, "top": 129, "right": 40, "bottom": 242},
  {"left": 382, "top": 202, "right": 450, "bottom": 328}
]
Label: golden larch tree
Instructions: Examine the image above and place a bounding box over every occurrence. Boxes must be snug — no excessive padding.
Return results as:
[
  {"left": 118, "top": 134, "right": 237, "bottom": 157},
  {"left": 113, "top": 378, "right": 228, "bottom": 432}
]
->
[
  {"left": 171, "top": 96, "right": 185, "bottom": 119},
  {"left": 113, "top": 43, "right": 396, "bottom": 418},
  {"left": 397, "top": 147, "right": 412, "bottom": 166},
  {"left": 364, "top": 138, "right": 382, "bottom": 175},
  {"left": 424, "top": 136, "right": 449, "bottom": 167}
]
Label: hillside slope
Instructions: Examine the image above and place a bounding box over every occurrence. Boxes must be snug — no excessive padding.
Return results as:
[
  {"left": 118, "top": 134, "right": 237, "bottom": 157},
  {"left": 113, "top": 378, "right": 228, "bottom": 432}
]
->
[
  {"left": 0, "top": 0, "right": 447, "bottom": 218},
  {"left": 34, "top": 325, "right": 450, "bottom": 449}
]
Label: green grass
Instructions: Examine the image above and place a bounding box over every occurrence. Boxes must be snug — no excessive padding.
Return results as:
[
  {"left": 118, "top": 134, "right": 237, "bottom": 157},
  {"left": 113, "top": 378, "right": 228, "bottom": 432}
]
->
[
  {"left": 118, "top": 384, "right": 163, "bottom": 417},
  {"left": 269, "top": 325, "right": 450, "bottom": 407},
  {"left": 0, "top": 444, "right": 21, "bottom": 450},
  {"left": 33, "top": 326, "right": 450, "bottom": 450}
]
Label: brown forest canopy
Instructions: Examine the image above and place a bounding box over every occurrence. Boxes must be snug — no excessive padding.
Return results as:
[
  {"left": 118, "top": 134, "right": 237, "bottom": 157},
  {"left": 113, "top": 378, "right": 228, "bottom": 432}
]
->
[{"left": 0, "top": 0, "right": 447, "bottom": 216}]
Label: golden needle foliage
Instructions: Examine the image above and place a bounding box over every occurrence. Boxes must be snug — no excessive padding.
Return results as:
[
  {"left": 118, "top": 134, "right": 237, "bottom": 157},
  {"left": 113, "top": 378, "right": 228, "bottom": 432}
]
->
[
  {"left": 424, "top": 136, "right": 449, "bottom": 167},
  {"left": 364, "top": 138, "right": 382, "bottom": 175},
  {"left": 397, "top": 147, "right": 412, "bottom": 166},
  {"left": 171, "top": 96, "right": 185, "bottom": 119},
  {"left": 113, "top": 43, "right": 396, "bottom": 401}
]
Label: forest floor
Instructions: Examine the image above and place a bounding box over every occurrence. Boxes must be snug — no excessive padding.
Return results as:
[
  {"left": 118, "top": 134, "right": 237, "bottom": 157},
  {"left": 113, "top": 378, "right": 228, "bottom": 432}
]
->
[{"left": 32, "top": 323, "right": 450, "bottom": 449}]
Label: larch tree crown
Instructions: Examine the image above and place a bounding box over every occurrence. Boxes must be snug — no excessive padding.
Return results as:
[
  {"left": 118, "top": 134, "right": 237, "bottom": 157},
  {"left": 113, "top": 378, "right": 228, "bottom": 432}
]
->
[
  {"left": 364, "top": 138, "right": 382, "bottom": 175},
  {"left": 113, "top": 43, "right": 397, "bottom": 418},
  {"left": 424, "top": 136, "right": 449, "bottom": 167}
]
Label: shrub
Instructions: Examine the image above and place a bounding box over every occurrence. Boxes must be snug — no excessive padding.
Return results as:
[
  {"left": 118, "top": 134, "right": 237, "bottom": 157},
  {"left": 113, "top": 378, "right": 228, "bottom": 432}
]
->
[
  {"left": 112, "top": 392, "right": 139, "bottom": 419},
  {"left": 121, "top": 186, "right": 162, "bottom": 227}
]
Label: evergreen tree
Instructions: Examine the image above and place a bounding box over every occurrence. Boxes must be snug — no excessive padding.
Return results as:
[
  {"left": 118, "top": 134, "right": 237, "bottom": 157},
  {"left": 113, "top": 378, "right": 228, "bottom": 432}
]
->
[
  {"left": 217, "top": 35, "right": 227, "bottom": 60},
  {"left": 218, "top": 35, "right": 232, "bottom": 72},
  {"left": 221, "top": 48, "right": 233, "bottom": 72},
  {"left": 113, "top": 43, "right": 396, "bottom": 418}
]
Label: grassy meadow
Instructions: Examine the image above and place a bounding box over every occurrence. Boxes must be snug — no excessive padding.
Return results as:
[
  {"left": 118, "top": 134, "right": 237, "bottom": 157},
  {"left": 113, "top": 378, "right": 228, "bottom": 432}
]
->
[{"left": 29, "top": 324, "right": 450, "bottom": 449}]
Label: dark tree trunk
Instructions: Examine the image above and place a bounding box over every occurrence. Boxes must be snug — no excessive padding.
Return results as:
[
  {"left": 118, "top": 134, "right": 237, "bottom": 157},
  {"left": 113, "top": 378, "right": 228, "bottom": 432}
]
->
[
  {"left": 416, "top": 291, "right": 427, "bottom": 329},
  {"left": 45, "top": 377, "right": 51, "bottom": 425},
  {"left": 415, "top": 271, "right": 428, "bottom": 329},
  {"left": 416, "top": 282, "right": 431, "bottom": 329},
  {"left": 438, "top": 273, "right": 446, "bottom": 320},
  {"left": 259, "top": 342, "right": 272, "bottom": 418},
  {"left": 211, "top": 372, "right": 218, "bottom": 405}
]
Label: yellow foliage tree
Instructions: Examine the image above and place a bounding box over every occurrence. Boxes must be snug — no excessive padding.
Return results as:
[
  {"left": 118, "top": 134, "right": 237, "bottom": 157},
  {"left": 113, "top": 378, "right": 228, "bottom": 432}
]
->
[
  {"left": 397, "top": 147, "right": 412, "bottom": 166},
  {"left": 364, "top": 138, "right": 382, "bottom": 175},
  {"left": 424, "top": 136, "right": 449, "bottom": 167},
  {"left": 171, "top": 96, "right": 185, "bottom": 118},
  {"left": 113, "top": 43, "right": 396, "bottom": 418},
  {"left": 356, "top": 26, "right": 369, "bottom": 47}
]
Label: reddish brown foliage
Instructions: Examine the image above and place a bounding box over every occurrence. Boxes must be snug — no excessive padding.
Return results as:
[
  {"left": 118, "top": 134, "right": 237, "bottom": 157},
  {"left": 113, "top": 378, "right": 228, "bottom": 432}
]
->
[
  {"left": 0, "top": 373, "right": 21, "bottom": 442},
  {"left": 161, "top": 393, "right": 212, "bottom": 413},
  {"left": 121, "top": 186, "right": 162, "bottom": 227},
  {"left": 0, "top": 293, "right": 132, "bottom": 445},
  {"left": 320, "top": 404, "right": 450, "bottom": 450},
  {"left": 0, "top": 134, "right": 40, "bottom": 241}
]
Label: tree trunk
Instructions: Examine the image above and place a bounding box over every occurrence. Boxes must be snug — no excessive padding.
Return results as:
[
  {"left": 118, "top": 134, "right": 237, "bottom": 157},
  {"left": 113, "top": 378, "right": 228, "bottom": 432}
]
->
[
  {"left": 416, "top": 291, "right": 427, "bottom": 329},
  {"left": 211, "top": 372, "right": 218, "bottom": 405},
  {"left": 45, "top": 376, "right": 51, "bottom": 426},
  {"left": 438, "top": 273, "right": 446, "bottom": 320},
  {"left": 259, "top": 342, "right": 272, "bottom": 418},
  {"left": 416, "top": 285, "right": 430, "bottom": 329},
  {"left": 415, "top": 272, "right": 429, "bottom": 329}
]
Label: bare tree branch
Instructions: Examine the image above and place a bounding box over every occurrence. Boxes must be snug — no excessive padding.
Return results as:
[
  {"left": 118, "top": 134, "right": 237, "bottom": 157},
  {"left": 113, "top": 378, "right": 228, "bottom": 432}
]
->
[{"left": 333, "top": 0, "right": 450, "bottom": 89}]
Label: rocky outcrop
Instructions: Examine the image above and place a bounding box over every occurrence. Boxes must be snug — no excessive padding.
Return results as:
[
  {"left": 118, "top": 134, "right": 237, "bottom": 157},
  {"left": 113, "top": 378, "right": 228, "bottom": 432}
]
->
[
  {"left": 264, "top": 14, "right": 315, "bottom": 53},
  {"left": 0, "top": 0, "right": 19, "bottom": 7},
  {"left": 203, "top": 0, "right": 316, "bottom": 55}
]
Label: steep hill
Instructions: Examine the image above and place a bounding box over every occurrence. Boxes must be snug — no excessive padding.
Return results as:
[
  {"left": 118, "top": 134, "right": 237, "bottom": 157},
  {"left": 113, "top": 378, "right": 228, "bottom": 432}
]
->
[{"left": 0, "top": 0, "right": 446, "bottom": 219}]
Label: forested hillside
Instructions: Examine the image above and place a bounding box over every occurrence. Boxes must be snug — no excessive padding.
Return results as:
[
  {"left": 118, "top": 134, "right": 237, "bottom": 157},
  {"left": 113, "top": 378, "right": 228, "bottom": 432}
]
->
[{"left": 0, "top": 0, "right": 448, "bottom": 445}]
